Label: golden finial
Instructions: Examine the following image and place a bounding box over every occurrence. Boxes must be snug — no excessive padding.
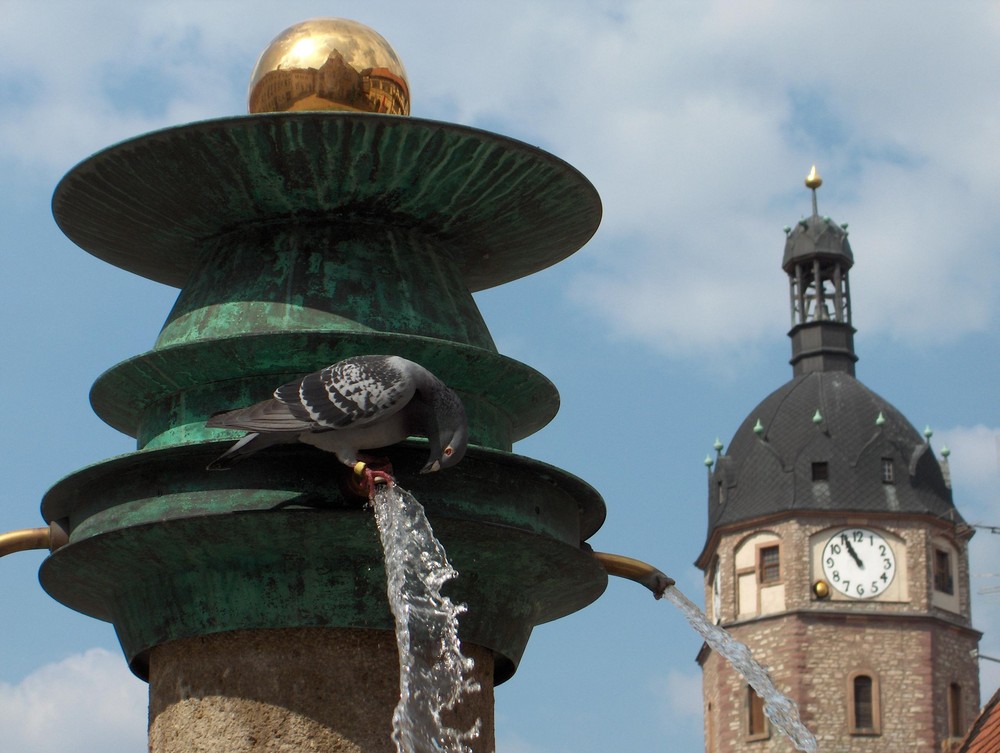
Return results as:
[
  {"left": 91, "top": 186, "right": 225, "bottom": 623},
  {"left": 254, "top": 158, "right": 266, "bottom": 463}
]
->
[
  {"left": 248, "top": 18, "right": 410, "bottom": 115},
  {"left": 805, "top": 165, "right": 822, "bottom": 216}
]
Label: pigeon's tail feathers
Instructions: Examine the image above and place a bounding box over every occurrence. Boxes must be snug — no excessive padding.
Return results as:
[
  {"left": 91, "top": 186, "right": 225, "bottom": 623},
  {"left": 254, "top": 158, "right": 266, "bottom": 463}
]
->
[
  {"left": 206, "top": 399, "right": 315, "bottom": 433},
  {"left": 207, "top": 432, "right": 263, "bottom": 470}
]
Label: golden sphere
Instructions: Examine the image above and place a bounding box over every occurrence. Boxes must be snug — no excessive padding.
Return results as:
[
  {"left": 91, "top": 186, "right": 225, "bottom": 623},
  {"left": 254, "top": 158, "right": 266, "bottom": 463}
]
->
[
  {"left": 805, "top": 165, "right": 823, "bottom": 190},
  {"left": 248, "top": 18, "right": 409, "bottom": 115}
]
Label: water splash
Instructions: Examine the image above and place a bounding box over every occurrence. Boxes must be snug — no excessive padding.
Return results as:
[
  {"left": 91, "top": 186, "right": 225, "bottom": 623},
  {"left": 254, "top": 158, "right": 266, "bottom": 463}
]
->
[
  {"left": 371, "top": 483, "right": 482, "bottom": 753},
  {"left": 662, "top": 586, "right": 818, "bottom": 752}
]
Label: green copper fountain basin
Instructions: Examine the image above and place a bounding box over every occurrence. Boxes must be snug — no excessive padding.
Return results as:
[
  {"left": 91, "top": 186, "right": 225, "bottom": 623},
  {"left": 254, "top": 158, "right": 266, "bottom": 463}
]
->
[
  {"left": 89, "top": 332, "right": 560, "bottom": 452},
  {"left": 52, "top": 112, "right": 602, "bottom": 292},
  {"left": 43, "top": 108, "right": 608, "bottom": 686},
  {"left": 39, "top": 443, "right": 607, "bottom": 683}
]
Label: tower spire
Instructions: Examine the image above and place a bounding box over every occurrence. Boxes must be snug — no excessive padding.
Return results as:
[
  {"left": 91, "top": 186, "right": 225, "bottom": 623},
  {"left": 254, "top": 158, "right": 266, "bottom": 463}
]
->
[{"left": 782, "top": 167, "right": 858, "bottom": 376}]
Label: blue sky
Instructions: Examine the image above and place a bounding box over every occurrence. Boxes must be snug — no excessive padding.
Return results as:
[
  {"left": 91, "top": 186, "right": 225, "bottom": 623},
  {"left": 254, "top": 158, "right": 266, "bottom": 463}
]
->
[{"left": 1, "top": 2, "right": 998, "bottom": 751}]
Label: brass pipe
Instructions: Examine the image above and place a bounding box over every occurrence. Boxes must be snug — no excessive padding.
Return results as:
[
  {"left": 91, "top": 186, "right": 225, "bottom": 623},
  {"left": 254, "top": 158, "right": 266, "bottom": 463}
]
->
[
  {"left": 591, "top": 551, "right": 675, "bottom": 600},
  {"left": 0, "top": 522, "right": 68, "bottom": 559}
]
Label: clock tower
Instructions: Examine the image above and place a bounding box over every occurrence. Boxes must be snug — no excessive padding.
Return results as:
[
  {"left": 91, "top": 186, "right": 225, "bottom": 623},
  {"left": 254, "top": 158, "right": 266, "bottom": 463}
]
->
[{"left": 696, "top": 170, "right": 981, "bottom": 752}]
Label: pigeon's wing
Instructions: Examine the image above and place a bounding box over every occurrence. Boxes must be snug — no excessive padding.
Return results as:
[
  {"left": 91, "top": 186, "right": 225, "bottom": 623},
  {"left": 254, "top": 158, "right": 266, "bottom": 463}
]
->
[
  {"left": 274, "top": 355, "right": 417, "bottom": 431},
  {"left": 206, "top": 398, "right": 314, "bottom": 433}
]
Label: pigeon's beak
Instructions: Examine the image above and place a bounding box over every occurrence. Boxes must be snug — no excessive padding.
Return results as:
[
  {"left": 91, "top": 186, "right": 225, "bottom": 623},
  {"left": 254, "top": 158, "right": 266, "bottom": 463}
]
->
[{"left": 420, "top": 460, "right": 441, "bottom": 474}]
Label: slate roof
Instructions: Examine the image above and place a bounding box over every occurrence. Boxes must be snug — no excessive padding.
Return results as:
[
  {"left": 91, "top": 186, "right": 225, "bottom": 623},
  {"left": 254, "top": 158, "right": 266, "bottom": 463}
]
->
[
  {"left": 706, "top": 370, "right": 961, "bottom": 536},
  {"left": 782, "top": 213, "right": 854, "bottom": 272}
]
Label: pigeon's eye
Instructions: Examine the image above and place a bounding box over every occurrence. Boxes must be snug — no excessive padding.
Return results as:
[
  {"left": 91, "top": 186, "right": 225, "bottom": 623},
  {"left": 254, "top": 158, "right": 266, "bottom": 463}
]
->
[{"left": 444, "top": 446, "right": 454, "bottom": 457}]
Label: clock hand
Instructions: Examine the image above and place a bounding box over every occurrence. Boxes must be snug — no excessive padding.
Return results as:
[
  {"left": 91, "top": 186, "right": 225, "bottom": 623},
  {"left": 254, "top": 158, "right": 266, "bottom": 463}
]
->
[{"left": 844, "top": 539, "right": 864, "bottom": 569}]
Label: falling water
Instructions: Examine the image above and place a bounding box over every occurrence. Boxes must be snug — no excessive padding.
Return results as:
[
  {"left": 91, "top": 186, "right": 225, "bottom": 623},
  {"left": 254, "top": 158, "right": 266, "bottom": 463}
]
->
[
  {"left": 371, "top": 483, "right": 482, "bottom": 753},
  {"left": 662, "top": 586, "right": 818, "bottom": 752}
]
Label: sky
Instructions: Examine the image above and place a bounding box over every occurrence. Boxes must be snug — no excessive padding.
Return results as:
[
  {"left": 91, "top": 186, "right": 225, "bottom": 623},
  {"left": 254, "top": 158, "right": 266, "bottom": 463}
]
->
[{"left": 0, "top": 2, "right": 997, "bottom": 751}]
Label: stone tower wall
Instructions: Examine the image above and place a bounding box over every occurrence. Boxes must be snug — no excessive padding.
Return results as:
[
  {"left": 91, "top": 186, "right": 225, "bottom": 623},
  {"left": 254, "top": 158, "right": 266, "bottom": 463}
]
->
[{"left": 700, "top": 515, "right": 979, "bottom": 752}]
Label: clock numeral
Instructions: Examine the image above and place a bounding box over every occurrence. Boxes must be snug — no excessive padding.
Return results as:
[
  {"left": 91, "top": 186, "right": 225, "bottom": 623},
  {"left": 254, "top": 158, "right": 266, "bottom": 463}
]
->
[
  {"left": 879, "top": 544, "right": 886, "bottom": 556},
  {"left": 843, "top": 579, "right": 851, "bottom": 591},
  {"left": 831, "top": 544, "right": 841, "bottom": 555},
  {"left": 880, "top": 572, "right": 888, "bottom": 583},
  {"left": 870, "top": 581, "right": 879, "bottom": 594},
  {"left": 825, "top": 557, "right": 834, "bottom": 568},
  {"left": 856, "top": 584, "right": 865, "bottom": 596},
  {"left": 853, "top": 530, "right": 863, "bottom": 543},
  {"left": 883, "top": 558, "right": 892, "bottom": 571}
]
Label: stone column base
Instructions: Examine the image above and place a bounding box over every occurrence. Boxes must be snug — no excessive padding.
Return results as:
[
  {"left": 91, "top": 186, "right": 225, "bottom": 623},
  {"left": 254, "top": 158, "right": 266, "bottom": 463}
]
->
[{"left": 148, "top": 627, "right": 495, "bottom": 753}]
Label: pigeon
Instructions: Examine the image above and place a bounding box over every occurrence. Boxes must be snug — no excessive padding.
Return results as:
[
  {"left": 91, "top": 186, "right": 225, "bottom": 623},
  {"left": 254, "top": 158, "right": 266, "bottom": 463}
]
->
[{"left": 206, "top": 355, "right": 468, "bottom": 476}]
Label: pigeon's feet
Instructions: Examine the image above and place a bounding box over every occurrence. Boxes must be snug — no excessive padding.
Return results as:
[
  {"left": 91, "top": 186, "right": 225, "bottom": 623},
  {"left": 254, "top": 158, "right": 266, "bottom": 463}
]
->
[{"left": 350, "top": 460, "right": 396, "bottom": 499}]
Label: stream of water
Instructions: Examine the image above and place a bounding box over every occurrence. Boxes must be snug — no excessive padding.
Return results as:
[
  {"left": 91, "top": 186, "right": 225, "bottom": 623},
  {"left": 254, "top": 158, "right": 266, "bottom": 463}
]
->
[
  {"left": 662, "top": 586, "right": 818, "bottom": 752},
  {"left": 371, "top": 482, "right": 815, "bottom": 752},
  {"left": 371, "top": 483, "right": 482, "bottom": 753}
]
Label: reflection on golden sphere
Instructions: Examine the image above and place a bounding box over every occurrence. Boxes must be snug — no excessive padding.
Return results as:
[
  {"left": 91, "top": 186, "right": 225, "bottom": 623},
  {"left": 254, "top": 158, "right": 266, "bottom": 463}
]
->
[
  {"left": 248, "top": 18, "right": 409, "bottom": 115},
  {"left": 805, "top": 165, "right": 823, "bottom": 190}
]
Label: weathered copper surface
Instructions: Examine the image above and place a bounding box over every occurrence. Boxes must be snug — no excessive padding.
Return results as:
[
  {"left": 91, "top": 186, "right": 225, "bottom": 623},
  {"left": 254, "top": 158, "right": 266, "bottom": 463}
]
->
[
  {"left": 41, "top": 443, "right": 606, "bottom": 681},
  {"left": 42, "top": 111, "right": 606, "bottom": 684},
  {"left": 52, "top": 114, "right": 602, "bottom": 291},
  {"left": 91, "top": 332, "right": 558, "bottom": 451}
]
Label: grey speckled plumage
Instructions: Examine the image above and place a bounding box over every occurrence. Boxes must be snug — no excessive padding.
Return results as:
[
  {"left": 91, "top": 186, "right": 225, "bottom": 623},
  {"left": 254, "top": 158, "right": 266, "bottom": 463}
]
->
[{"left": 206, "top": 355, "right": 468, "bottom": 474}]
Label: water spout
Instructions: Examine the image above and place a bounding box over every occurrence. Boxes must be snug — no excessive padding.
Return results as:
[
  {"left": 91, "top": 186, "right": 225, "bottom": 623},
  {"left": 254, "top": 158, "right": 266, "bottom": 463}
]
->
[
  {"left": 371, "top": 483, "right": 482, "bottom": 753},
  {"left": 591, "top": 550, "right": 674, "bottom": 598}
]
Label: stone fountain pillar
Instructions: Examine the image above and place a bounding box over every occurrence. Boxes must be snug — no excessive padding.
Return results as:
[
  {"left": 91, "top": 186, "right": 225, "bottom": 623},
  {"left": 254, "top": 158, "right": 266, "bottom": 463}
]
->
[{"left": 38, "top": 19, "right": 606, "bottom": 753}]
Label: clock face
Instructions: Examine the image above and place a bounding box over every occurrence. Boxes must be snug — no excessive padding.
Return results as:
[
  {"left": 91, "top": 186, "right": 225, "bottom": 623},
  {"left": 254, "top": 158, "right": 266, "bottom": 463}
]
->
[{"left": 821, "top": 528, "right": 896, "bottom": 599}]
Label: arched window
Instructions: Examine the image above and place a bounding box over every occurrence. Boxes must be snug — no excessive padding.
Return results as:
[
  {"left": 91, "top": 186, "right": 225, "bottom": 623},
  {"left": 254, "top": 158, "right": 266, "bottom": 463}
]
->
[
  {"left": 747, "top": 685, "right": 769, "bottom": 740},
  {"left": 848, "top": 672, "right": 881, "bottom": 735},
  {"left": 853, "top": 676, "right": 873, "bottom": 728},
  {"left": 706, "top": 701, "right": 715, "bottom": 751},
  {"left": 948, "top": 683, "right": 962, "bottom": 737}
]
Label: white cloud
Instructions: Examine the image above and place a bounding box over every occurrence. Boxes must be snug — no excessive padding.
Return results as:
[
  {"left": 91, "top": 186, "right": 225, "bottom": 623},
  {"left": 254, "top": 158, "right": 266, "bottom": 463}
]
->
[
  {"left": 2, "top": 1, "right": 997, "bottom": 357},
  {"left": 0, "top": 648, "right": 148, "bottom": 753},
  {"left": 424, "top": 2, "right": 1000, "bottom": 356}
]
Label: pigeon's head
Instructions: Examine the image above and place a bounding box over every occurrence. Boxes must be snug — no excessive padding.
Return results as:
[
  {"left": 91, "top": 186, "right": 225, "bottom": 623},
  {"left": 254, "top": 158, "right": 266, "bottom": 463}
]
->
[{"left": 421, "top": 387, "right": 468, "bottom": 473}]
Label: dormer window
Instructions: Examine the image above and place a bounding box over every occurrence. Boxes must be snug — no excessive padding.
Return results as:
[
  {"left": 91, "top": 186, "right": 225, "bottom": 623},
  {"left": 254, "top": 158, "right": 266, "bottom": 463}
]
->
[
  {"left": 880, "top": 458, "right": 894, "bottom": 484},
  {"left": 812, "top": 462, "right": 829, "bottom": 481}
]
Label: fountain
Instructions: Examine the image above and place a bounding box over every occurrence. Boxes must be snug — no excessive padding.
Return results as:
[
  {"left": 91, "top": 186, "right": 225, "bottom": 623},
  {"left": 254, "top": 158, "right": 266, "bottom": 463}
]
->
[
  {"left": 0, "top": 17, "right": 819, "bottom": 752},
  {"left": 20, "top": 17, "right": 606, "bottom": 752}
]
